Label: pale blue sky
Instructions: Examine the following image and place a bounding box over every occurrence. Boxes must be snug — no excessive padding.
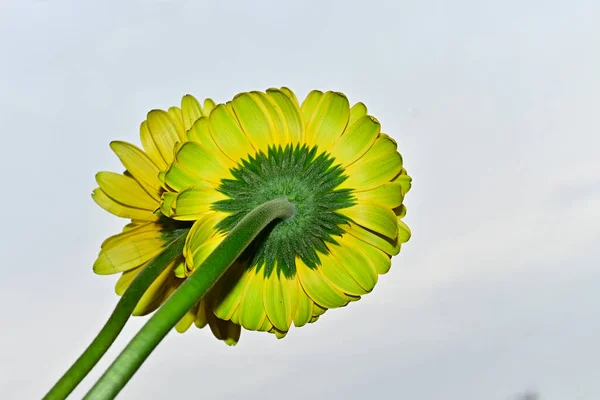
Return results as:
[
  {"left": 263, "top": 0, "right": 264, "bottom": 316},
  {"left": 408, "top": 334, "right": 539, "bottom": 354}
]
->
[{"left": 1, "top": 1, "right": 599, "bottom": 399}]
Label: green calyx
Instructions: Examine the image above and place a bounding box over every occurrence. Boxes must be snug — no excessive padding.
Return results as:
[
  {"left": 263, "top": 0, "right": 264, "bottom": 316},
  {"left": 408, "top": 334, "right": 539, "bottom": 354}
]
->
[{"left": 213, "top": 144, "right": 355, "bottom": 277}]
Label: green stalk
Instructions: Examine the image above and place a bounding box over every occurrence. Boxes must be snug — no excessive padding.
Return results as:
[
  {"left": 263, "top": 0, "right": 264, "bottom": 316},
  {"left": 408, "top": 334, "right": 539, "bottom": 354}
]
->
[
  {"left": 43, "top": 232, "right": 187, "bottom": 400},
  {"left": 84, "top": 197, "right": 295, "bottom": 400}
]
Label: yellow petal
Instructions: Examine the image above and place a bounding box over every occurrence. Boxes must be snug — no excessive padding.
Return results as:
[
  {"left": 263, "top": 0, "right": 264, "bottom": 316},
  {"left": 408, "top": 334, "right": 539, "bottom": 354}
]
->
[
  {"left": 329, "top": 115, "right": 380, "bottom": 167},
  {"left": 207, "top": 313, "right": 241, "bottom": 346},
  {"left": 173, "top": 258, "right": 186, "bottom": 278},
  {"left": 396, "top": 204, "right": 407, "bottom": 218},
  {"left": 343, "top": 230, "right": 391, "bottom": 277},
  {"left": 340, "top": 135, "right": 403, "bottom": 191},
  {"left": 195, "top": 299, "right": 208, "bottom": 328},
  {"left": 259, "top": 317, "right": 274, "bottom": 333},
  {"left": 343, "top": 221, "right": 400, "bottom": 256},
  {"left": 122, "top": 222, "right": 142, "bottom": 231},
  {"left": 109, "top": 141, "right": 161, "bottom": 200},
  {"left": 354, "top": 237, "right": 392, "bottom": 275},
  {"left": 171, "top": 187, "right": 227, "bottom": 220},
  {"left": 157, "top": 171, "right": 168, "bottom": 189},
  {"left": 293, "top": 284, "right": 314, "bottom": 328},
  {"left": 263, "top": 268, "right": 298, "bottom": 332},
  {"left": 96, "top": 171, "right": 158, "bottom": 210},
  {"left": 280, "top": 87, "right": 300, "bottom": 108},
  {"left": 140, "top": 120, "right": 167, "bottom": 169},
  {"left": 188, "top": 233, "right": 225, "bottom": 273},
  {"left": 397, "top": 218, "right": 411, "bottom": 243},
  {"left": 392, "top": 168, "right": 412, "bottom": 194},
  {"left": 209, "top": 103, "right": 255, "bottom": 163},
  {"left": 181, "top": 95, "right": 203, "bottom": 132},
  {"left": 186, "top": 117, "right": 236, "bottom": 169},
  {"left": 266, "top": 88, "right": 304, "bottom": 144},
  {"left": 304, "top": 91, "right": 350, "bottom": 149},
  {"left": 167, "top": 106, "right": 186, "bottom": 142},
  {"left": 318, "top": 252, "right": 367, "bottom": 296},
  {"left": 94, "top": 223, "right": 165, "bottom": 274},
  {"left": 296, "top": 257, "right": 350, "bottom": 309},
  {"left": 340, "top": 203, "right": 398, "bottom": 239},
  {"left": 254, "top": 91, "right": 289, "bottom": 146},
  {"left": 329, "top": 234, "right": 379, "bottom": 292},
  {"left": 133, "top": 260, "right": 177, "bottom": 315},
  {"left": 175, "top": 303, "right": 199, "bottom": 333},
  {"left": 114, "top": 266, "right": 142, "bottom": 295},
  {"left": 229, "top": 305, "right": 241, "bottom": 326},
  {"left": 238, "top": 267, "right": 267, "bottom": 331},
  {"left": 312, "top": 303, "right": 327, "bottom": 318},
  {"left": 211, "top": 262, "right": 248, "bottom": 321},
  {"left": 300, "top": 90, "right": 323, "bottom": 127},
  {"left": 348, "top": 102, "right": 368, "bottom": 127},
  {"left": 232, "top": 92, "right": 279, "bottom": 153},
  {"left": 92, "top": 188, "right": 158, "bottom": 221},
  {"left": 163, "top": 161, "right": 215, "bottom": 192},
  {"left": 203, "top": 98, "right": 216, "bottom": 115},
  {"left": 185, "top": 116, "right": 210, "bottom": 144},
  {"left": 354, "top": 182, "right": 404, "bottom": 209},
  {"left": 185, "top": 213, "right": 223, "bottom": 258},
  {"left": 146, "top": 110, "right": 180, "bottom": 165},
  {"left": 160, "top": 192, "right": 177, "bottom": 217},
  {"left": 372, "top": 252, "right": 392, "bottom": 275},
  {"left": 271, "top": 328, "right": 288, "bottom": 339},
  {"left": 175, "top": 141, "right": 234, "bottom": 184}
]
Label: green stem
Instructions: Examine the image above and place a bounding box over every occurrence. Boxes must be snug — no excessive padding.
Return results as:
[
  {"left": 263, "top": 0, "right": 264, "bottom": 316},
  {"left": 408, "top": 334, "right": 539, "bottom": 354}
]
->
[
  {"left": 43, "top": 232, "right": 187, "bottom": 400},
  {"left": 84, "top": 197, "right": 295, "bottom": 400}
]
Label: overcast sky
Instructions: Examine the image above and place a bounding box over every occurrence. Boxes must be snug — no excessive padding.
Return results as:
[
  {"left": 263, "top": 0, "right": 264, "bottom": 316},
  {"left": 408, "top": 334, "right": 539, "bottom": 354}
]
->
[{"left": 1, "top": 1, "right": 599, "bottom": 399}]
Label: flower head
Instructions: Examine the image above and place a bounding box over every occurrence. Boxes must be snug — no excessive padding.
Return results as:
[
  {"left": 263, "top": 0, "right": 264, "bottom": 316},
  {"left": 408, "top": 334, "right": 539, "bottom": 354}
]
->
[
  {"left": 92, "top": 95, "right": 242, "bottom": 345},
  {"left": 159, "top": 88, "right": 412, "bottom": 339}
]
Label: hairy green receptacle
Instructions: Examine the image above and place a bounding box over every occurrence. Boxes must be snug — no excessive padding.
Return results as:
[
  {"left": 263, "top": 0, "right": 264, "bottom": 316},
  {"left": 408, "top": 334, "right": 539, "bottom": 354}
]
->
[{"left": 213, "top": 144, "right": 355, "bottom": 277}]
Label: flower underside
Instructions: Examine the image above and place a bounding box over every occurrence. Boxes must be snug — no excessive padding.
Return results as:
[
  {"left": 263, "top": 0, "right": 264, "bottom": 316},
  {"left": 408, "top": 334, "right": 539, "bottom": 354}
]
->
[
  {"left": 213, "top": 144, "right": 355, "bottom": 278},
  {"left": 92, "top": 88, "right": 412, "bottom": 345}
]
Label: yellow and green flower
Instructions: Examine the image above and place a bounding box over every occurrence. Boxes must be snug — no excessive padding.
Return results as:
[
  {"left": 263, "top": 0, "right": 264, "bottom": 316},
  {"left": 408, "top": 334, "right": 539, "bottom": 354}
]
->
[
  {"left": 92, "top": 95, "right": 244, "bottom": 344},
  {"left": 152, "top": 87, "right": 412, "bottom": 340},
  {"left": 46, "top": 87, "right": 412, "bottom": 399}
]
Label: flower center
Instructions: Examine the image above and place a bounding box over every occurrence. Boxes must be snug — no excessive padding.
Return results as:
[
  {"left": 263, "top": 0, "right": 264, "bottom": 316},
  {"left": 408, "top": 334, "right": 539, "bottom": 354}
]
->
[{"left": 212, "top": 144, "right": 355, "bottom": 278}]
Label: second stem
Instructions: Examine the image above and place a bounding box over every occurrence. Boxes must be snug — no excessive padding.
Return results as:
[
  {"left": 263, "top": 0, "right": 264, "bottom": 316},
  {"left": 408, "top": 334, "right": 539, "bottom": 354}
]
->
[{"left": 84, "top": 197, "right": 295, "bottom": 400}]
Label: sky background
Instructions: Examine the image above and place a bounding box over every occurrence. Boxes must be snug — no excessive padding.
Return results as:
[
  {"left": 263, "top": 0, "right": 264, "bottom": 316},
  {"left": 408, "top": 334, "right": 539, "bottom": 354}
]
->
[{"left": 1, "top": 1, "right": 599, "bottom": 399}]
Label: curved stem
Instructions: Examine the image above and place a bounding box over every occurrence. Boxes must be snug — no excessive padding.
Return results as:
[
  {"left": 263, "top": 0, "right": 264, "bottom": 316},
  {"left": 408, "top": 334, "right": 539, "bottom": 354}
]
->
[
  {"left": 43, "top": 232, "right": 187, "bottom": 400},
  {"left": 84, "top": 197, "right": 295, "bottom": 400}
]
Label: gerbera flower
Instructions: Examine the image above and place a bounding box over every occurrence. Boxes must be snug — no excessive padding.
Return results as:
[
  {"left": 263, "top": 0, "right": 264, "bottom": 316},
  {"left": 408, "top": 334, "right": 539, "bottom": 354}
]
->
[
  {"left": 46, "top": 87, "right": 412, "bottom": 400},
  {"left": 92, "top": 95, "right": 242, "bottom": 344},
  {"left": 160, "top": 88, "right": 412, "bottom": 338}
]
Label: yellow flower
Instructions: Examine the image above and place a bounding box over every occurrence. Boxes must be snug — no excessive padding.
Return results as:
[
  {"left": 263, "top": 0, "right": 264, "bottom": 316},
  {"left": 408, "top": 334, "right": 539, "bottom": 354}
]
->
[
  {"left": 92, "top": 95, "right": 243, "bottom": 345},
  {"left": 161, "top": 88, "right": 411, "bottom": 339}
]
